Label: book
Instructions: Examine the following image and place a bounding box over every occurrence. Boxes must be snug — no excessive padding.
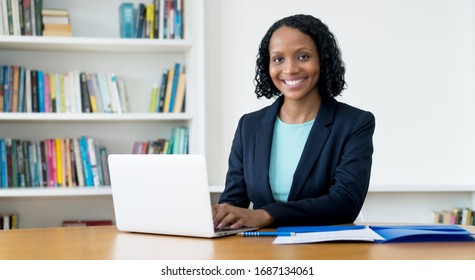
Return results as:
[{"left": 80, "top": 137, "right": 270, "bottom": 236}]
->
[
  {"left": 72, "top": 138, "right": 84, "bottom": 187},
  {"left": 135, "top": 3, "right": 146, "bottom": 38},
  {"left": 11, "top": 65, "right": 19, "bottom": 112},
  {"left": 0, "top": 66, "right": 4, "bottom": 112},
  {"left": 119, "top": 2, "right": 134, "bottom": 38},
  {"left": 168, "top": 63, "right": 181, "bottom": 111},
  {"left": 41, "top": 8, "right": 68, "bottom": 17},
  {"left": 87, "top": 137, "right": 99, "bottom": 186},
  {"left": 107, "top": 73, "right": 122, "bottom": 113},
  {"left": 273, "top": 225, "right": 475, "bottom": 244},
  {"left": 116, "top": 77, "right": 130, "bottom": 113},
  {"left": 157, "top": 68, "right": 168, "bottom": 112},
  {"left": 33, "top": 0, "right": 42, "bottom": 36},
  {"left": 79, "top": 136, "right": 93, "bottom": 186},
  {"left": 22, "top": 0, "right": 32, "bottom": 35},
  {"left": 62, "top": 219, "right": 113, "bottom": 227},
  {"left": 42, "top": 23, "right": 72, "bottom": 37},
  {"left": 17, "top": 66, "right": 25, "bottom": 112},
  {"left": 149, "top": 83, "right": 158, "bottom": 112},
  {"left": 172, "top": 68, "right": 186, "bottom": 112},
  {"left": 99, "top": 146, "right": 110, "bottom": 186},
  {"left": 79, "top": 72, "right": 91, "bottom": 113},
  {"left": 162, "top": 65, "right": 174, "bottom": 112}
]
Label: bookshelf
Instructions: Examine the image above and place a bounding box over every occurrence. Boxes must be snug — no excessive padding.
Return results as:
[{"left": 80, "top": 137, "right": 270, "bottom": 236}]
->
[{"left": 0, "top": 0, "right": 205, "bottom": 228}]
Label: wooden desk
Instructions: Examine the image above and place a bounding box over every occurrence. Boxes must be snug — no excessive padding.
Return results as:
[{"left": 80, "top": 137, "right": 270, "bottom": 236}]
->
[{"left": 0, "top": 225, "right": 474, "bottom": 260}]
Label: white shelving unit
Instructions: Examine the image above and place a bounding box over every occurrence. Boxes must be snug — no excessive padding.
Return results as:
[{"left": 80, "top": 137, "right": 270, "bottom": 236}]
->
[{"left": 0, "top": 0, "right": 205, "bottom": 228}]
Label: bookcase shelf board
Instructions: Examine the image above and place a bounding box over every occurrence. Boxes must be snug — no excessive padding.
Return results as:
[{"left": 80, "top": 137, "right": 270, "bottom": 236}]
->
[
  {"left": 0, "top": 36, "right": 192, "bottom": 53},
  {"left": 0, "top": 113, "right": 194, "bottom": 121},
  {"left": 0, "top": 187, "right": 112, "bottom": 197}
]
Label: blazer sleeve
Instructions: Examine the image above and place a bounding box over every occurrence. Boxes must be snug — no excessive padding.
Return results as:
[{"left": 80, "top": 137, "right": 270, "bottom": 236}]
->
[{"left": 218, "top": 115, "right": 251, "bottom": 208}]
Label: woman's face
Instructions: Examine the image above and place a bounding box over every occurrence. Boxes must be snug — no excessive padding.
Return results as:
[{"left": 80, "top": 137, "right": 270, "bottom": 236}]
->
[{"left": 268, "top": 26, "right": 320, "bottom": 101}]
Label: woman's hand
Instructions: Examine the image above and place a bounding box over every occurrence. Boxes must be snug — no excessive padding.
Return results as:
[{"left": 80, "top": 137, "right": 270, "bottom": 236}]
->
[{"left": 212, "top": 203, "right": 274, "bottom": 229}]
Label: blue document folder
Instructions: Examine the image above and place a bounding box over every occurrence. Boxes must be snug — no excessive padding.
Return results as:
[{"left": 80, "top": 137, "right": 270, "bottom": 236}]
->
[{"left": 276, "top": 225, "right": 475, "bottom": 243}]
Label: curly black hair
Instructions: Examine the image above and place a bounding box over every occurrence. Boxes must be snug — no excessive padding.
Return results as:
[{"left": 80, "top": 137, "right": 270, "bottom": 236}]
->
[{"left": 254, "top": 14, "right": 346, "bottom": 99}]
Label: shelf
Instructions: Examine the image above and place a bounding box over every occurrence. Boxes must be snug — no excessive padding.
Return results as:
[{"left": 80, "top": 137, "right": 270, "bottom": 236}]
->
[
  {"left": 0, "top": 36, "right": 192, "bottom": 53},
  {"left": 0, "top": 113, "right": 194, "bottom": 121},
  {"left": 0, "top": 187, "right": 112, "bottom": 197},
  {"left": 0, "top": 186, "right": 225, "bottom": 197}
]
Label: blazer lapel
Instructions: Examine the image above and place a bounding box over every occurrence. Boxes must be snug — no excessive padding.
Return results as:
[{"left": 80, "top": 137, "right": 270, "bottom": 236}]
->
[
  {"left": 254, "top": 97, "right": 284, "bottom": 203},
  {"left": 288, "top": 97, "right": 336, "bottom": 200}
]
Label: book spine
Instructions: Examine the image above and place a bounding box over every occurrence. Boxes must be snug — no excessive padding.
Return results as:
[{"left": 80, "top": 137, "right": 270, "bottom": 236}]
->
[
  {"left": 79, "top": 72, "right": 91, "bottom": 113},
  {"left": 37, "top": 70, "right": 44, "bottom": 112},
  {"left": 43, "top": 73, "right": 50, "bottom": 112},
  {"left": 99, "top": 147, "right": 110, "bottom": 186},
  {"left": 0, "top": 139, "right": 8, "bottom": 188},
  {"left": 135, "top": 3, "right": 145, "bottom": 38},
  {"left": 107, "top": 73, "right": 122, "bottom": 113},
  {"left": 168, "top": 62, "right": 181, "bottom": 111},
  {"left": 30, "top": 70, "right": 38, "bottom": 112},
  {"left": 119, "top": 2, "right": 134, "bottom": 38},
  {"left": 55, "top": 138, "right": 62, "bottom": 186},
  {"left": 0, "top": 65, "right": 4, "bottom": 113},
  {"left": 17, "top": 66, "right": 25, "bottom": 112},
  {"left": 87, "top": 138, "right": 99, "bottom": 186},
  {"left": 79, "top": 136, "right": 93, "bottom": 186},
  {"left": 39, "top": 140, "right": 47, "bottom": 186},
  {"left": 73, "top": 138, "right": 84, "bottom": 187},
  {"left": 11, "top": 65, "right": 19, "bottom": 112}
]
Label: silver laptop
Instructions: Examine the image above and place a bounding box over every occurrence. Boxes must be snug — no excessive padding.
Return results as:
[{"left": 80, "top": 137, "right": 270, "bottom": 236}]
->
[{"left": 108, "top": 154, "right": 256, "bottom": 238}]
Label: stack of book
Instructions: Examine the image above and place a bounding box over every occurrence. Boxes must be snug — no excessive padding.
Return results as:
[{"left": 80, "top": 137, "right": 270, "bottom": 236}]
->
[
  {"left": 119, "top": 0, "right": 185, "bottom": 39},
  {"left": 149, "top": 62, "right": 186, "bottom": 113},
  {"left": 42, "top": 8, "right": 72, "bottom": 37},
  {"left": 132, "top": 126, "right": 188, "bottom": 155}
]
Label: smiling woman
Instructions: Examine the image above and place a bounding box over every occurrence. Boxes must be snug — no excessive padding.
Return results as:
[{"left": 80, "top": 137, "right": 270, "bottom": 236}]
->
[{"left": 212, "top": 14, "right": 375, "bottom": 228}]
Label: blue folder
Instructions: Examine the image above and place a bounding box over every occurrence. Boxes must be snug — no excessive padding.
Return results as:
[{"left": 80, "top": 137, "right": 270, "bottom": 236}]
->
[{"left": 277, "top": 225, "right": 475, "bottom": 243}]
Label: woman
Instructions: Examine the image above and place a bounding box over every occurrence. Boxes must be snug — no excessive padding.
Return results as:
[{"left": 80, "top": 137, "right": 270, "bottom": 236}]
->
[{"left": 212, "top": 14, "right": 375, "bottom": 228}]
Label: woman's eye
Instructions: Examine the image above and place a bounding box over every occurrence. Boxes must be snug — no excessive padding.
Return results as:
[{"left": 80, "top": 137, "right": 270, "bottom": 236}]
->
[
  {"left": 273, "top": 57, "right": 284, "bottom": 63},
  {"left": 298, "top": 54, "right": 310, "bottom": 60}
]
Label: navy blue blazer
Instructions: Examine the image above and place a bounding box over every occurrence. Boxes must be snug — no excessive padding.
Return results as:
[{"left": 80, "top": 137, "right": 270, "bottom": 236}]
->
[{"left": 219, "top": 96, "right": 375, "bottom": 226}]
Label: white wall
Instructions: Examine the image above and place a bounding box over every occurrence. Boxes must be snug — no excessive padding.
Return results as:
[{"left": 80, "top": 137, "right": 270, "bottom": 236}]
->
[{"left": 204, "top": 0, "right": 475, "bottom": 190}]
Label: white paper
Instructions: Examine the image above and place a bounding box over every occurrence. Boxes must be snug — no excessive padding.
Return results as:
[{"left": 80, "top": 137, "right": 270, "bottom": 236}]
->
[{"left": 273, "top": 227, "right": 385, "bottom": 245}]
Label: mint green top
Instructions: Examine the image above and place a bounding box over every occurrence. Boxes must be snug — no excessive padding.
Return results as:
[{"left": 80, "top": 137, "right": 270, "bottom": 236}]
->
[{"left": 269, "top": 117, "right": 315, "bottom": 202}]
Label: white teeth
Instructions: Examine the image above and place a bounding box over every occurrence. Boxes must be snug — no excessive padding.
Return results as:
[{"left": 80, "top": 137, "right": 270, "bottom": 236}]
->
[{"left": 284, "top": 79, "right": 304, "bottom": 86}]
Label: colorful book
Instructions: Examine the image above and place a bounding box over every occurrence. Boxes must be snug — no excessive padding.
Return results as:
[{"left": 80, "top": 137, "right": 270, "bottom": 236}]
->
[
  {"left": 18, "top": 66, "right": 25, "bottom": 112},
  {"left": 149, "top": 83, "right": 158, "bottom": 112},
  {"left": 135, "top": 3, "right": 146, "bottom": 38},
  {"left": 172, "top": 69, "right": 186, "bottom": 112},
  {"left": 55, "top": 138, "right": 62, "bottom": 186},
  {"left": 79, "top": 136, "right": 93, "bottom": 187},
  {"left": 157, "top": 69, "right": 168, "bottom": 112},
  {"left": 168, "top": 63, "right": 181, "bottom": 111},
  {"left": 0, "top": 66, "right": 4, "bottom": 112},
  {"left": 117, "top": 77, "right": 130, "bottom": 113},
  {"left": 87, "top": 138, "right": 99, "bottom": 186},
  {"left": 79, "top": 72, "right": 91, "bottom": 113},
  {"left": 73, "top": 138, "right": 84, "bottom": 187},
  {"left": 107, "top": 73, "right": 122, "bottom": 113},
  {"left": 11, "top": 65, "right": 19, "bottom": 112},
  {"left": 119, "top": 2, "right": 134, "bottom": 38},
  {"left": 37, "top": 70, "right": 44, "bottom": 112},
  {"left": 162, "top": 66, "right": 174, "bottom": 112},
  {"left": 0, "top": 139, "right": 6, "bottom": 188}
]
